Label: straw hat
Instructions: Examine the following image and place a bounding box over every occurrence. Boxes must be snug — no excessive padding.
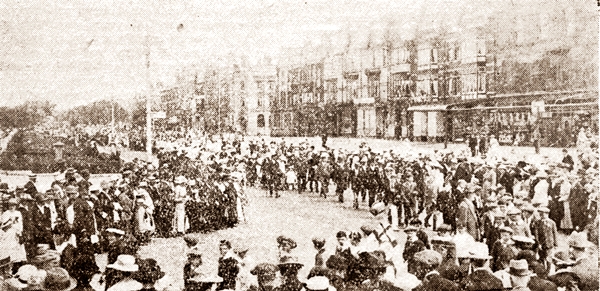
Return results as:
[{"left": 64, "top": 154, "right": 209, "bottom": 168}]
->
[
  {"left": 107, "top": 255, "right": 138, "bottom": 272},
  {"left": 369, "top": 202, "right": 387, "bottom": 217},
  {"left": 508, "top": 259, "right": 531, "bottom": 277},
  {"left": 8, "top": 265, "right": 39, "bottom": 289},
  {"left": 174, "top": 176, "right": 187, "bottom": 184},
  {"left": 42, "top": 268, "right": 77, "bottom": 291},
  {"left": 304, "top": 276, "right": 334, "bottom": 291},
  {"left": 568, "top": 232, "right": 594, "bottom": 249}
]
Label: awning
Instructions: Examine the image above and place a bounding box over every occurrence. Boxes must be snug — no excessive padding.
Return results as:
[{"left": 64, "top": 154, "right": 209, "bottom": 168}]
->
[{"left": 407, "top": 104, "right": 448, "bottom": 111}]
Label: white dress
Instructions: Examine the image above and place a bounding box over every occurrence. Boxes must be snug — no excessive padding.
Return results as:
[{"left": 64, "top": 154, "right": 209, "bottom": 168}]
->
[
  {"left": 532, "top": 179, "right": 549, "bottom": 207},
  {"left": 173, "top": 185, "right": 188, "bottom": 233},
  {"left": 0, "top": 209, "right": 27, "bottom": 262}
]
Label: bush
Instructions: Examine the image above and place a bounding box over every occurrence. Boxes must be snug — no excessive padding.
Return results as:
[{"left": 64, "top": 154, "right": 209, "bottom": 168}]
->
[{"left": 0, "top": 131, "right": 122, "bottom": 174}]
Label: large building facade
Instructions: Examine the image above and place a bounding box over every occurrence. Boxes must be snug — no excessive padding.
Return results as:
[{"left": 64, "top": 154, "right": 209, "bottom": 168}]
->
[{"left": 270, "top": 17, "right": 598, "bottom": 146}]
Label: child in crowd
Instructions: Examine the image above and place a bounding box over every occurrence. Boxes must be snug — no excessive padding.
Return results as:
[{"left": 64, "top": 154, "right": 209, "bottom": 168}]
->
[
  {"left": 183, "top": 250, "right": 204, "bottom": 291},
  {"left": 285, "top": 165, "right": 298, "bottom": 191}
]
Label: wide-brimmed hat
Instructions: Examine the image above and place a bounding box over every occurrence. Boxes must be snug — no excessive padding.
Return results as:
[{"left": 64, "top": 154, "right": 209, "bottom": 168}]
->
[
  {"left": 42, "top": 268, "right": 77, "bottom": 291},
  {"left": 499, "top": 226, "right": 514, "bottom": 234},
  {"left": 468, "top": 242, "right": 492, "bottom": 259},
  {"left": 507, "top": 207, "right": 522, "bottom": 215},
  {"left": 8, "top": 264, "right": 39, "bottom": 289},
  {"left": 304, "top": 276, "right": 334, "bottom": 291},
  {"left": 64, "top": 186, "right": 78, "bottom": 194},
  {"left": 107, "top": 255, "right": 138, "bottom": 272},
  {"left": 537, "top": 207, "right": 550, "bottom": 213},
  {"left": 522, "top": 204, "right": 536, "bottom": 213},
  {"left": 7, "top": 197, "right": 19, "bottom": 205},
  {"left": 184, "top": 234, "right": 201, "bottom": 248},
  {"left": 358, "top": 251, "right": 387, "bottom": 271},
  {"left": 174, "top": 176, "right": 187, "bottom": 184},
  {"left": 512, "top": 235, "right": 535, "bottom": 245},
  {"left": 34, "top": 193, "right": 49, "bottom": 203},
  {"left": 413, "top": 250, "right": 442, "bottom": 267},
  {"left": 360, "top": 225, "right": 376, "bottom": 236},
  {"left": 276, "top": 235, "right": 297, "bottom": 249},
  {"left": 31, "top": 250, "right": 61, "bottom": 268},
  {"left": 369, "top": 202, "right": 387, "bottom": 217},
  {"left": 551, "top": 251, "right": 576, "bottom": 267},
  {"left": 251, "top": 263, "right": 278, "bottom": 278},
  {"left": 465, "top": 184, "right": 482, "bottom": 193},
  {"left": 187, "top": 247, "right": 203, "bottom": 258},
  {"left": 233, "top": 246, "right": 249, "bottom": 257},
  {"left": 404, "top": 225, "right": 418, "bottom": 233},
  {"left": 508, "top": 259, "right": 531, "bottom": 277},
  {"left": 568, "top": 232, "right": 594, "bottom": 249},
  {"left": 436, "top": 224, "right": 453, "bottom": 233},
  {"left": 134, "top": 259, "right": 165, "bottom": 285},
  {"left": 278, "top": 256, "right": 304, "bottom": 268}
]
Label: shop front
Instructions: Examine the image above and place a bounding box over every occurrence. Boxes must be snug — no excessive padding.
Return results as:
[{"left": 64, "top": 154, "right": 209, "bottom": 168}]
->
[
  {"left": 447, "top": 91, "right": 598, "bottom": 147},
  {"left": 407, "top": 104, "right": 448, "bottom": 142}
]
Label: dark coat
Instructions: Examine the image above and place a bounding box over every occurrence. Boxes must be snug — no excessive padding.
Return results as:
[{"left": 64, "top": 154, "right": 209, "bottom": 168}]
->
[
  {"left": 438, "top": 261, "right": 462, "bottom": 283},
  {"left": 562, "top": 155, "right": 574, "bottom": 171},
  {"left": 490, "top": 240, "right": 518, "bottom": 272},
  {"left": 24, "top": 180, "right": 37, "bottom": 195},
  {"left": 332, "top": 163, "right": 350, "bottom": 191},
  {"left": 460, "top": 269, "right": 504, "bottom": 291},
  {"left": 413, "top": 273, "right": 460, "bottom": 291},
  {"left": 29, "top": 204, "right": 54, "bottom": 246},
  {"left": 403, "top": 239, "right": 425, "bottom": 263},
  {"left": 72, "top": 197, "right": 97, "bottom": 241},
  {"left": 528, "top": 275, "right": 558, "bottom": 291},
  {"left": 532, "top": 218, "right": 558, "bottom": 250},
  {"left": 217, "top": 256, "right": 239, "bottom": 290}
]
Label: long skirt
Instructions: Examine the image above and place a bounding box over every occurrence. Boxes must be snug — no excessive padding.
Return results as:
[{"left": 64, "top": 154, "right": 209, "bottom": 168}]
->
[
  {"left": 174, "top": 202, "right": 187, "bottom": 233},
  {"left": 0, "top": 228, "right": 26, "bottom": 263},
  {"left": 561, "top": 202, "right": 573, "bottom": 230}
]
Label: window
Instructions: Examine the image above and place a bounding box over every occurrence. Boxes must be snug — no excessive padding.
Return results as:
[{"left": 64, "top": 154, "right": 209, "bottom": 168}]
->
[
  {"left": 257, "top": 114, "right": 265, "bottom": 128},
  {"left": 368, "top": 74, "right": 380, "bottom": 99}
]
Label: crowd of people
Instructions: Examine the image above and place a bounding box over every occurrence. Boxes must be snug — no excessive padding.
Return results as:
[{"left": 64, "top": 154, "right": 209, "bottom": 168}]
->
[{"left": 0, "top": 128, "right": 598, "bottom": 290}]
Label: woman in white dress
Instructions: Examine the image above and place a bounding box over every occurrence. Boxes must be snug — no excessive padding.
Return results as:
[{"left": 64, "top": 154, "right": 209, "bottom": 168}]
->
[
  {"left": 0, "top": 198, "right": 27, "bottom": 264},
  {"left": 173, "top": 176, "right": 189, "bottom": 235},
  {"left": 232, "top": 164, "right": 249, "bottom": 224},
  {"left": 559, "top": 174, "right": 573, "bottom": 231}
]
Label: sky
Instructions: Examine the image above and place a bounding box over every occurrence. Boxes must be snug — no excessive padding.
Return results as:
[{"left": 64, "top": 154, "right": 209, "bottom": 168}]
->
[{"left": 0, "top": 0, "right": 596, "bottom": 109}]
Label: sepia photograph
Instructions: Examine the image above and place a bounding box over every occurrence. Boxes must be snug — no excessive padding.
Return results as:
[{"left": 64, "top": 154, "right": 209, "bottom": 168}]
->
[{"left": 0, "top": 0, "right": 598, "bottom": 290}]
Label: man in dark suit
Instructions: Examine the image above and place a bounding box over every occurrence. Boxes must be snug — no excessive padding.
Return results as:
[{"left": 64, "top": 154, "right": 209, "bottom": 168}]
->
[
  {"left": 460, "top": 242, "right": 504, "bottom": 291},
  {"left": 411, "top": 250, "right": 460, "bottom": 291},
  {"left": 70, "top": 185, "right": 97, "bottom": 245},
  {"left": 469, "top": 134, "right": 479, "bottom": 157},
  {"left": 531, "top": 207, "right": 557, "bottom": 267},
  {"left": 453, "top": 160, "right": 473, "bottom": 187},
  {"left": 561, "top": 149, "right": 574, "bottom": 172},
  {"left": 262, "top": 153, "right": 280, "bottom": 198},
  {"left": 23, "top": 174, "right": 38, "bottom": 196},
  {"left": 457, "top": 184, "right": 481, "bottom": 241},
  {"left": 30, "top": 192, "right": 54, "bottom": 249},
  {"left": 217, "top": 240, "right": 239, "bottom": 291}
]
